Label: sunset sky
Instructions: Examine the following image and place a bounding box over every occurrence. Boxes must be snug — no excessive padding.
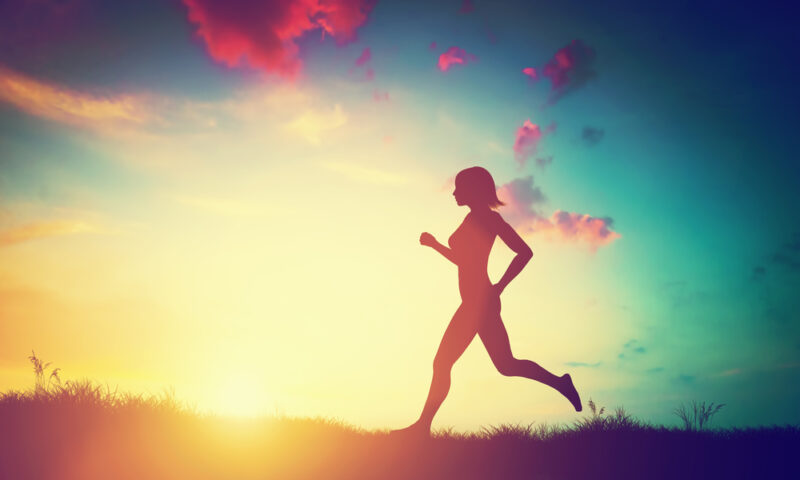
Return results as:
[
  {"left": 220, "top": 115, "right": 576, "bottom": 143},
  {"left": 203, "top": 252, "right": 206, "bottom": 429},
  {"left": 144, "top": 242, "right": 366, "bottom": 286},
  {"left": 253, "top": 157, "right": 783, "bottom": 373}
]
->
[{"left": 1, "top": 0, "right": 798, "bottom": 430}]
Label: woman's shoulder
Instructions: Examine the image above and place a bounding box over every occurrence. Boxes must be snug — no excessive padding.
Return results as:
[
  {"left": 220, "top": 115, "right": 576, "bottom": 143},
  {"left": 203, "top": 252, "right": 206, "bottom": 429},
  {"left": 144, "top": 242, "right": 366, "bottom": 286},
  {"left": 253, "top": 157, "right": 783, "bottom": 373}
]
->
[{"left": 470, "top": 209, "right": 505, "bottom": 230}]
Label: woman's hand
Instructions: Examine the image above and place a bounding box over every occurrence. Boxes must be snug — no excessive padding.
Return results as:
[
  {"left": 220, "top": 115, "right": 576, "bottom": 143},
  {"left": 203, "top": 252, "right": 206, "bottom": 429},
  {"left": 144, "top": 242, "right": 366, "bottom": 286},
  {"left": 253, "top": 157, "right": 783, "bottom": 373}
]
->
[{"left": 419, "top": 232, "right": 437, "bottom": 247}]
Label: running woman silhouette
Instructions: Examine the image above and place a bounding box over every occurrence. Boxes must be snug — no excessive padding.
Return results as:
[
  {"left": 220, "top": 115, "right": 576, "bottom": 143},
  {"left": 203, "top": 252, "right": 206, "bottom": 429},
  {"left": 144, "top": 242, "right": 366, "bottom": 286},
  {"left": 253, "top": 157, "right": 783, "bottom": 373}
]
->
[{"left": 394, "top": 166, "right": 582, "bottom": 436}]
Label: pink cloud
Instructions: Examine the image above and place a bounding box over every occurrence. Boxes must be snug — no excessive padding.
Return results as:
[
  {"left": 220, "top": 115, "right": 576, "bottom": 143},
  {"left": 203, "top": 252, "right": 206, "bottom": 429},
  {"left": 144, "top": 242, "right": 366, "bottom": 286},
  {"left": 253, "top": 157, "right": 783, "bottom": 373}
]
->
[
  {"left": 438, "top": 46, "right": 477, "bottom": 72},
  {"left": 496, "top": 176, "right": 620, "bottom": 250},
  {"left": 522, "top": 67, "right": 538, "bottom": 81},
  {"left": 182, "top": 0, "right": 376, "bottom": 78},
  {"left": 513, "top": 119, "right": 556, "bottom": 167},
  {"left": 355, "top": 47, "right": 371, "bottom": 66},
  {"left": 539, "top": 210, "right": 621, "bottom": 250},
  {"left": 496, "top": 176, "right": 546, "bottom": 226},
  {"left": 541, "top": 39, "right": 596, "bottom": 104},
  {"left": 429, "top": 41, "right": 437, "bottom": 51},
  {"left": 349, "top": 46, "right": 374, "bottom": 81}
]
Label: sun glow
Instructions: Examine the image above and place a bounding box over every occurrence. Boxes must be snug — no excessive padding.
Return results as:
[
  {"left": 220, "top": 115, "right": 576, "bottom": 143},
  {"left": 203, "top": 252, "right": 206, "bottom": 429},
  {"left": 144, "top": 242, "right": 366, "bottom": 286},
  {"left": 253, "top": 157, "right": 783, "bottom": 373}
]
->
[{"left": 204, "top": 373, "right": 273, "bottom": 418}]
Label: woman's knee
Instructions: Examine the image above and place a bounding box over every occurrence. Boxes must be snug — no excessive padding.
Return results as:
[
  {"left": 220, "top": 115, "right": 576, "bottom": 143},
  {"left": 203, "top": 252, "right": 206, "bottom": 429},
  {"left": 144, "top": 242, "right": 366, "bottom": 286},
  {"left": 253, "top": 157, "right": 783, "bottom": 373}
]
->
[
  {"left": 433, "top": 354, "right": 455, "bottom": 374},
  {"left": 494, "top": 357, "right": 521, "bottom": 376}
]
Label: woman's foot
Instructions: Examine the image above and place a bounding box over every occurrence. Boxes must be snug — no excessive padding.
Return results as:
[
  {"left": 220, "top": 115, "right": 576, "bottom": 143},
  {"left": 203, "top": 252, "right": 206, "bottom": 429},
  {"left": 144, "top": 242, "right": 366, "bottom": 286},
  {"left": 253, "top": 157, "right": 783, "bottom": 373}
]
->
[
  {"left": 559, "top": 374, "right": 582, "bottom": 412},
  {"left": 389, "top": 420, "right": 431, "bottom": 438}
]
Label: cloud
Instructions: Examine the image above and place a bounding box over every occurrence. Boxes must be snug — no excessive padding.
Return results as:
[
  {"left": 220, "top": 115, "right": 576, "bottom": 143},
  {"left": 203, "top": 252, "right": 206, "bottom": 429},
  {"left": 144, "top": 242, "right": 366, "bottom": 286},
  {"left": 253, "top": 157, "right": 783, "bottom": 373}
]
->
[
  {"left": 350, "top": 47, "right": 374, "bottom": 82},
  {"left": 541, "top": 39, "right": 596, "bottom": 105},
  {"left": 0, "top": 65, "right": 153, "bottom": 132},
  {"left": 428, "top": 41, "right": 437, "bottom": 51},
  {"left": 618, "top": 339, "right": 647, "bottom": 359},
  {"left": 581, "top": 126, "right": 605, "bottom": 146},
  {"left": 0, "top": 64, "right": 226, "bottom": 138},
  {"left": 0, "top": 220, "right": 97, "bottom": 247},
  {"left": 181, "top": 0, "right": 377, "bottom": 78},
  {"left": 646, "top": 367, "right": 664, "bottom": 374},
  {"left": 354, "top": 47, "right": 371, "bottom": 67},
  {"left": 522, "top": 67, "right": 538, "bottom": 81},
  {"left": 321, "top": 161, "right": 407, "bottom": 185},
  {"left": 496, "top": 176, "right": 621, "bottom": 250},
  {"left": 458, "top": 0, "right": 474, "bottom": 14},
  {"left": 496, "top": 176, "right": 547, "bottom": 225},
  {"left": 513, "top": 119, "right": 556, "bottom": 168},
  {"left": 286, "top": 103, "right": 347, "bottom": 144},
  {"left": 675, "top": 374, "right": 696, "bottom": 385},
  {"left": 538, "top": 210, "right": 621, "bottom": 250},
  {"left": 565, "top": 361, "right": 601, "bottom": 368},
  {"left": 437, "top": 46, "right": 477, "bottom": 72}
]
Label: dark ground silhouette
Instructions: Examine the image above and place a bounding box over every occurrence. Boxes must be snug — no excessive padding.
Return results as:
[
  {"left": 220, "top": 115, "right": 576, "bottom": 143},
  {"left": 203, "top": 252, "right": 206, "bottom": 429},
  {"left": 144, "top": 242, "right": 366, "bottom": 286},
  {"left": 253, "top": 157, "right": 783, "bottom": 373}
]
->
[{"left": 1, "top": 382, "right": 798, "bottom": 480}]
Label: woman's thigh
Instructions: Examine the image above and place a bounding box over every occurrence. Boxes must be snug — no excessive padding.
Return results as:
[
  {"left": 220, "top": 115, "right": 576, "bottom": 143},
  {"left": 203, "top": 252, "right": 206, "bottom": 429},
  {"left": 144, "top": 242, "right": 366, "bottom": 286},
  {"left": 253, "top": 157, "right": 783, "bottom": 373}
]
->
[
  {"left": 478, "top": 313, "right": 515, "bottom": 367},
  {"left": 433, "top": 304, "right": 480, "bottom": 368}
]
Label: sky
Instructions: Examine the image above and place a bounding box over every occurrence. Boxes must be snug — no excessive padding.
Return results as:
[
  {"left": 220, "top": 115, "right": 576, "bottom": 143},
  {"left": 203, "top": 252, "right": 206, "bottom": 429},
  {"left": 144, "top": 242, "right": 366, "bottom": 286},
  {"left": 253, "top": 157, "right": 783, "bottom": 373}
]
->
[{"left": 0, "top": 0, "right": 798, "bottom": 430}]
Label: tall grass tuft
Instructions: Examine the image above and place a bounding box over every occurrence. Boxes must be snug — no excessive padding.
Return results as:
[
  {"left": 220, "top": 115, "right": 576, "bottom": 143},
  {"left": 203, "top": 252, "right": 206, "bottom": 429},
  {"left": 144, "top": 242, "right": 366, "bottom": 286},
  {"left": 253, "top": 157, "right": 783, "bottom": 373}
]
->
[
  {"left": 573, "top": 398, "right": 640, "bottom": 432},
  {"left": 673, "top": 401, "right": 725, "bottom": 431}
]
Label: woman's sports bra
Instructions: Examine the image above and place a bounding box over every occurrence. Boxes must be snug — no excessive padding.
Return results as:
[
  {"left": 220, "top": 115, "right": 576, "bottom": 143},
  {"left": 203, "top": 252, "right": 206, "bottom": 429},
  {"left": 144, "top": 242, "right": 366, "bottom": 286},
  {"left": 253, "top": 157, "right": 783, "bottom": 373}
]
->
[{"left": 448, "top": 212, "right": 496, "bottom": 260}]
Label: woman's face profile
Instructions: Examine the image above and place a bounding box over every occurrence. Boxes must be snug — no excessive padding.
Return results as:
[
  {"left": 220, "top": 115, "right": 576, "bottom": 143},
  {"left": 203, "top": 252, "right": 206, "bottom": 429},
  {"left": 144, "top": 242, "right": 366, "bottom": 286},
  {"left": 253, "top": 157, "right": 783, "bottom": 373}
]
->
[{"left": 452, "top": 177, "right": 467, "bottom": 206}]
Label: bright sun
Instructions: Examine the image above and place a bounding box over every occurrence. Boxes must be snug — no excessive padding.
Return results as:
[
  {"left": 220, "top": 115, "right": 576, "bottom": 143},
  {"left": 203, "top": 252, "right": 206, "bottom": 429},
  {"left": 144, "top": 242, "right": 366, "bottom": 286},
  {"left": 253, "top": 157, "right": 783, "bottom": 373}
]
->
[{"left": 206, "top": 373, "right": 272, "bottom": 418}]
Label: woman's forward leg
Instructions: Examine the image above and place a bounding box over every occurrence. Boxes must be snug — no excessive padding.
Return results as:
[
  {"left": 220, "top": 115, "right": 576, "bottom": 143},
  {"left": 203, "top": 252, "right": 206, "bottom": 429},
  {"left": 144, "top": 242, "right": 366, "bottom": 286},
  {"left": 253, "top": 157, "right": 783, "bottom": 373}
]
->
[{"left": 401, "top": 304, "right": 479, "bottom": 433}]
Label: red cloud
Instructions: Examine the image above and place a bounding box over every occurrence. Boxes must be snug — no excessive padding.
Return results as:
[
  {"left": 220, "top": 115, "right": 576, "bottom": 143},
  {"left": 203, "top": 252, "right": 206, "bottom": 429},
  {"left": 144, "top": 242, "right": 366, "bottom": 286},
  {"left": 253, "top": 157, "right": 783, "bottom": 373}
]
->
[
  {"left": 429, "top": 41, "right": 437, "bottom": 51},
  {"left": 513, "top": 119, "right": 556, "bottom": 167},
  {"left": 437, "top": 46, "right": 477, "bottom": 72},
  {"left": 182, "top": 0, "right": 377, "bottom": 78},
  {"left": 541, "top": 39, "right": 595, "bottom": 104},
  {"left": 496, "top": 176, "right": 620, "bottom": 250},
  {"left": 522, "top": 67, "right": 538, "bottom": 81}
]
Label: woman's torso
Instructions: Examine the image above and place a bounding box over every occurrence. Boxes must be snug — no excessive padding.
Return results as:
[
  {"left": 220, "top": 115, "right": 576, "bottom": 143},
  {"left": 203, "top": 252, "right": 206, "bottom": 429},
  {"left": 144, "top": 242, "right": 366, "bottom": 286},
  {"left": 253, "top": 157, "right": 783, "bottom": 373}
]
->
[{"left": 448, "top": 211, "right": 497, "bottom": 301}]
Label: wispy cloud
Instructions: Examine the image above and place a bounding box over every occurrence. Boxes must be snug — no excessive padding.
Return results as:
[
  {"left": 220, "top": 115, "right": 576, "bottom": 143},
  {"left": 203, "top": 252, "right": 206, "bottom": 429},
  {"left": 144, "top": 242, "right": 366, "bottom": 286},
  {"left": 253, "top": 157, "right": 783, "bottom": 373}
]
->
[
  {"left": 581, "top": 126, "right": 605, "bottom": 146},
  {"left": 618, "top": 339, "right": 647, "bottom": 359},
  {"left": 321, "top": 161, "right": 408, "bottom": 186},
  {"left": 0, "top": 65, "right": 153, "bottom": 132},
  {"left": 565, "top": 361, "right": 602, "bottom": 368},
  {"left": 0, "top": 220, "right": 97, "bottom": 247}
]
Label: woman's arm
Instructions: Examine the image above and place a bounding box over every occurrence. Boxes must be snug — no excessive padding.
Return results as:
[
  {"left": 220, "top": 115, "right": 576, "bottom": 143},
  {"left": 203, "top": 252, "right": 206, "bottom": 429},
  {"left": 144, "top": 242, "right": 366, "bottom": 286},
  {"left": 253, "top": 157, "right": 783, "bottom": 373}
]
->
[
  {"left": 492, "top": 212, "right": 533, "bottom": 294},
  {"left": 420, "top": 232, "right": 458, "bottom": 265}
]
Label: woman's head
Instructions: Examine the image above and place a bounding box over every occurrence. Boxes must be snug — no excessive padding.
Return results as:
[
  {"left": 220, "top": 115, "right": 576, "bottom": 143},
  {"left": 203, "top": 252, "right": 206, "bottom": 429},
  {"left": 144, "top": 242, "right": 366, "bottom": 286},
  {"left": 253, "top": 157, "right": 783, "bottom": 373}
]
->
[{"left": 453, "top": 166, "right": 504, "bottom": 209}]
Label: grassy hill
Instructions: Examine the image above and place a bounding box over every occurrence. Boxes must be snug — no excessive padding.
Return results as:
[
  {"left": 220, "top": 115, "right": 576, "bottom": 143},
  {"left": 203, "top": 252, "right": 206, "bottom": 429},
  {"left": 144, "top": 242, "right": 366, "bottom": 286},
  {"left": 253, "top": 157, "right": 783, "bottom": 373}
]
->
[{"left": 1, "top": 358, "right": 798, "bottom": 479}]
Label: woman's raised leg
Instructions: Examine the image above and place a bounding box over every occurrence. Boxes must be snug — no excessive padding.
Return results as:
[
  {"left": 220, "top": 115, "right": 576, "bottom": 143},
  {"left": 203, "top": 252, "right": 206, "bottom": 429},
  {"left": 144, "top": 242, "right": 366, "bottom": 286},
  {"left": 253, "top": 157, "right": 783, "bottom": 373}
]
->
[{"left": 478, "top": 314, "right": 582, "bottom": 412}]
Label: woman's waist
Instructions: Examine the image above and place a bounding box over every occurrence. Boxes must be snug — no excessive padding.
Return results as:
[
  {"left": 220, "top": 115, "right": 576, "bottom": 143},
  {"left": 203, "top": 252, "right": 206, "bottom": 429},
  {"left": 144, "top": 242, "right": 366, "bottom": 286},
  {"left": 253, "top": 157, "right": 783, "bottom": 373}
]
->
[{"left": 457, "top": 275, "right": 493, "bottom": 294}]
